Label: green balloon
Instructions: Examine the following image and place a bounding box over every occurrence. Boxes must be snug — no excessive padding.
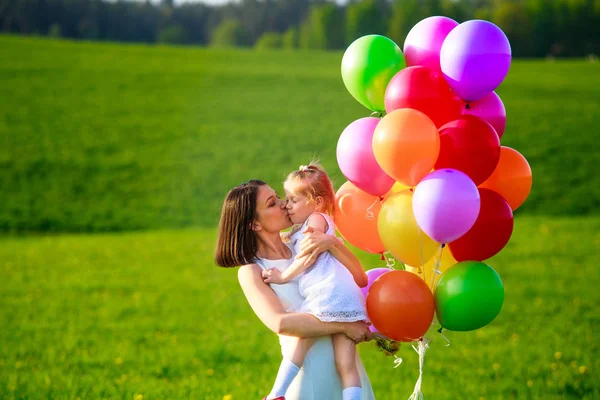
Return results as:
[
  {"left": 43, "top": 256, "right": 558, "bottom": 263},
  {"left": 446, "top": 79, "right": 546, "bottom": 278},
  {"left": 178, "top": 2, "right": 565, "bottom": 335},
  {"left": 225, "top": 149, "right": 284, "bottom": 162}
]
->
[
  {"left": 341, "top": 35, "right": 405, "bottom": 113},
  {"left": 434, "top": 261, "right": 504, "bottom": 331}
]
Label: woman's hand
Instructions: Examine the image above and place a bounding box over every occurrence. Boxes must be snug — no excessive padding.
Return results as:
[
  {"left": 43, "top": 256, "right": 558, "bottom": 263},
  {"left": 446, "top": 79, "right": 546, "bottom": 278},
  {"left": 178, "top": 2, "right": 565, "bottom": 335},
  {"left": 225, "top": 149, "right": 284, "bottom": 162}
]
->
[
  {"left": 342, "top": 321, "right": 373, "bottom": 344},
  {"left": 297, "top": 227, "right": 368, "bottom": 288},
  {"left": 295, "top": 226, "right": 337, "bottom": 263}
]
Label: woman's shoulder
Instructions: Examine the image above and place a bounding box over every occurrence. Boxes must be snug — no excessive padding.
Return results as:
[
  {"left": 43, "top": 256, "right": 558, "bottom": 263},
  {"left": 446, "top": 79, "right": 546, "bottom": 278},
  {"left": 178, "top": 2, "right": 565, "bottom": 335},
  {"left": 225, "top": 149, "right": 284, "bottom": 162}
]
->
[{"left": 237, "top": 263, "right": 262, "bottom": 282}]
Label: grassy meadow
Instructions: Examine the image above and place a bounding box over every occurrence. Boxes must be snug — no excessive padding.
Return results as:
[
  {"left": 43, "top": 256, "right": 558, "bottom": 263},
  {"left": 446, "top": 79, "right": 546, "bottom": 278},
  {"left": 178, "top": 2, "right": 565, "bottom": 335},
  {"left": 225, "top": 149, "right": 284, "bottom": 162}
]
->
[{"left": 1, "top": 35, "right": 599, "bottom": 399}]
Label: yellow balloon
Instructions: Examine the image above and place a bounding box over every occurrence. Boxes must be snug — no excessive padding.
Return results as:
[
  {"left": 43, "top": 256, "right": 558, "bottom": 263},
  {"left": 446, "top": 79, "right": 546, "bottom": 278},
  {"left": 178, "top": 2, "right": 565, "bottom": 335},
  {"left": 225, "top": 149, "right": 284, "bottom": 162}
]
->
[
  {"left": 382, "top": 181, "right": 410, "bottom": 200},
  {"left": 406, "top": 247, "right": 458, "bottom": 290},
  {"left": 378, "top": 189, "right": 439, "bottom": 267}
]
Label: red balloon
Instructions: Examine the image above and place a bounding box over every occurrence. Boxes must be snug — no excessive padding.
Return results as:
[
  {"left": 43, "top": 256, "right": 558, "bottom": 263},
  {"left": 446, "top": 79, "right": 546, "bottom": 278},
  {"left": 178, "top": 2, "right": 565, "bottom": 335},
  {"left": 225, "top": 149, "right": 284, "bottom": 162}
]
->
[
  {"left": 435, "top": 115, "right": 501, "bottom": 185},
  {"left": 366, "top": 271, "right": 434, "bottom": 342},
  {"left": 384, "top": 66, "right": 463, "bottom": 128},
  {"left": 449, "top": 188, "right": 514, "bottom": 261}
]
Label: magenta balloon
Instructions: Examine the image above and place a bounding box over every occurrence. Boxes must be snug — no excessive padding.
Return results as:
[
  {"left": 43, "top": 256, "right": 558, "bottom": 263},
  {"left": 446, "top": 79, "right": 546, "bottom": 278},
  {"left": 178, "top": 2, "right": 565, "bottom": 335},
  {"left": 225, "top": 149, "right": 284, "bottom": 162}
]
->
[
  {"left": 413, "top": 169, "right": 481, "bottom": 244},
  {"left": 337, "top": 117, "right": 395, "bottom": 196},
  {"left": 361, "top": 268, "right": 391, "bottom": 298},
  {"left": 362, "top": 267, "right": 391, "bottom": 332},
  {"left": 404, "top": 16, "right": 459, "bottom": 73},
  {"left": 440, "top": 20, "right": 511, "bottom": 102},
  {"left": 461, "top": 91, "right": 506, "bottom": 139}
]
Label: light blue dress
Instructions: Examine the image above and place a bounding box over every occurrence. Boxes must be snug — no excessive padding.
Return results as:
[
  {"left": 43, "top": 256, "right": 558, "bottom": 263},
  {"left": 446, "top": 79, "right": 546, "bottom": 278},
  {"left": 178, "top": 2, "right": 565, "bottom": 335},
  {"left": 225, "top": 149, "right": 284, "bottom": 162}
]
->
[{"left": 255, "top": 244, "right": 375, "bottom": 400}]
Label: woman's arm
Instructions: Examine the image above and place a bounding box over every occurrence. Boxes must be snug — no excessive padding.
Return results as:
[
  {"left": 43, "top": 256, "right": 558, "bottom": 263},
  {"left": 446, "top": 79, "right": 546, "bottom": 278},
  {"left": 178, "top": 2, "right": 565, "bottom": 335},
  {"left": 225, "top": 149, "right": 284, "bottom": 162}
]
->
[
  {"left": 238, "top": 263, "right": 371, "bottom": 340},
  {"left": 296, "top": 229, "right": 368, "bottom": 288}
]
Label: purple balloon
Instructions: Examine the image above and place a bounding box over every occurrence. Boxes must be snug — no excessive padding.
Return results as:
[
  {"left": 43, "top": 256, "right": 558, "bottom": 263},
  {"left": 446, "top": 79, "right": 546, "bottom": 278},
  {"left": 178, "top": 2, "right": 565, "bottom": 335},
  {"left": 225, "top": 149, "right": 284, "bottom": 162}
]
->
[
  {"left": 461, "top": 91, "right": 506, "bottom": 139},
  {"left": 362, "top": 268, "right": 391, "bottom": 332},
  {"left": 413, "top": 169, "right": 480, "bottom": 244},
  {"left": 404, "top": 16, "right": 459, "bottom": 73},
  {"left": 337, "top": 117, "right": 395, "bottom": 196},
  {"left": 440, "top": 20, "right": 511, "bottom": 102}
]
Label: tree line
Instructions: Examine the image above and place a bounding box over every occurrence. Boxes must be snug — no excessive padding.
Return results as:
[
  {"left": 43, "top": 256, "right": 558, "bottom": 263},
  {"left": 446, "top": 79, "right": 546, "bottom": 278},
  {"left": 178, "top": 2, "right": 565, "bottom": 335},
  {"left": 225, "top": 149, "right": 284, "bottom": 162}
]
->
[{"left": 1, "top": 0, "right": 599, "bottom": 57}]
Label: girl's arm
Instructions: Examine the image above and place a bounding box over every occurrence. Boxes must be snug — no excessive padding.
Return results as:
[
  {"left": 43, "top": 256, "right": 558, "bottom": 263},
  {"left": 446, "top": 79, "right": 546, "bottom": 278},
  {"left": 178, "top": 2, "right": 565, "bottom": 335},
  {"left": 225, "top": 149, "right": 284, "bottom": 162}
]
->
[
  {"left": 296, "top": 228, "right": 368, "bottom": 288},
  {"left": 238, "top": 263, "right": 371, "bottom": 341}
]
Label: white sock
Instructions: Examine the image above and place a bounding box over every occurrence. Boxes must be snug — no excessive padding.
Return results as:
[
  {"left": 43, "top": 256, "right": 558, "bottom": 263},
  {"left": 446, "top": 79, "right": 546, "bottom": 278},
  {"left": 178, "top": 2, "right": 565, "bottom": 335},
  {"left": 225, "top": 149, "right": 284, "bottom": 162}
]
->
[
  {"left": 268, "top": 358, "right": 300, "bottom": 398},
  {"left": 342, "top": 386, "right": 362, "bottom": 400}
]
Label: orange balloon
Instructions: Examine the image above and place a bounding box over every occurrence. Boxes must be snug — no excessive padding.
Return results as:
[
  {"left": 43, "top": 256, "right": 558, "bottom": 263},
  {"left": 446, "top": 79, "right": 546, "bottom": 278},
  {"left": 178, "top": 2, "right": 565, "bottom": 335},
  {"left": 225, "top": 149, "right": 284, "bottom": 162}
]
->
[
  {"left": 366, "top": 270, "right": 435, "bottom": 342},
  {"left": 373, "top": 108, "right": 440, "bottom": 187},
  {"left": 479, "top": 146, "right": 532, "bottom": 210},
  {"left": 334, "top": 181, "right": 385, "bottom": 254}
]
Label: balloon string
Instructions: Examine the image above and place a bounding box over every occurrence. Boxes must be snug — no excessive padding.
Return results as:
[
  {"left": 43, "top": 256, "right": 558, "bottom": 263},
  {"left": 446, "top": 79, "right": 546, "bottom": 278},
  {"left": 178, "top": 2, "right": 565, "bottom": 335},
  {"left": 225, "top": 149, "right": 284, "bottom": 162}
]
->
[
  {"left": 416, "top": 223, "right": 427, "bottom": 287},
  {"left": 383, "top": 251, "right": 396, "bottom": 270},
  {"left": 438, "top": 326, "right": 451, "bottom": 347},
  {"left": 365, "top": 198, "right": 379, "bottom": 220},
  {"left": 393, "top": 355, "right": 403, "bottom": 368},
  {"left": 408, "top": 337, "right": 430, "bottom": 400},
  {"left": 430, "top": 244, "right": 445, "bottom": 292},
  {"left": 370, "top": 111, "right": 384, "bottom": 118}
]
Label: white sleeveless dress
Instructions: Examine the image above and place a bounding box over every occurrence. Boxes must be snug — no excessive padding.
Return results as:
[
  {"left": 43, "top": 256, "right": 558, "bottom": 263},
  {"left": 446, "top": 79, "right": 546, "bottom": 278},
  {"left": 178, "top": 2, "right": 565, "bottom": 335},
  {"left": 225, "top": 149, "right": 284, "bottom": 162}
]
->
[
  {"left": 255, "top": 247, "right": 375, "bottom": 400},
  {"left": 292, "top": 213, "right": 368, "bottom": 322}
]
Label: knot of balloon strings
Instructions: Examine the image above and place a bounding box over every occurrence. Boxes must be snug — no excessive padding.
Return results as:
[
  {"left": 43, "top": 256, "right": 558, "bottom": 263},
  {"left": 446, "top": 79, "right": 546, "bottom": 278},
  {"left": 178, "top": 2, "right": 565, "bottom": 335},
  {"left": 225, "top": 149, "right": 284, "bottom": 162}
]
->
[{"left": 408, "top": 337, "right": 430, "bottom": 400}]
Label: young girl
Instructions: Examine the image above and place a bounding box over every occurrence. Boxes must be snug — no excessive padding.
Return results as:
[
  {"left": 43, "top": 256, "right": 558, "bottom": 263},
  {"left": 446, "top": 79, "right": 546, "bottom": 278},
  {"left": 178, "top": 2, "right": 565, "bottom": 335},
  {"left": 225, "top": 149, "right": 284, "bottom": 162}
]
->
[{"left": 261, "top": 163, "right": 368, "bottom": 400}]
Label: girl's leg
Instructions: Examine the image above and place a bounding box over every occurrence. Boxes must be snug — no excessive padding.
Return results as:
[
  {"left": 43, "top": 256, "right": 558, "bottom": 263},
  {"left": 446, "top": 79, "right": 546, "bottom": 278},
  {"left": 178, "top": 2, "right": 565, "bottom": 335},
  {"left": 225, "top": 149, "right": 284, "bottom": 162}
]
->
[
  {"left": 267, "top": 337, "right": 315, "bottom": 399},
  {"left": 332, "top": 333, "right": 362, "bottom": 400}
]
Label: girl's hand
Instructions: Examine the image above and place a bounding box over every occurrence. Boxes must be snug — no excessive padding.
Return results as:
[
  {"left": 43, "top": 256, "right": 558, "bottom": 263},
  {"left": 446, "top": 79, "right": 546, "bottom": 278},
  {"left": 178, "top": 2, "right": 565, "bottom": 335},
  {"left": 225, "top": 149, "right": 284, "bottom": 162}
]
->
[
  {"left": 343, "top": 321, "right": 373, "bottom": 344},
  {"left": 261, "top": 268, "right": 285, "bottom": 284}
]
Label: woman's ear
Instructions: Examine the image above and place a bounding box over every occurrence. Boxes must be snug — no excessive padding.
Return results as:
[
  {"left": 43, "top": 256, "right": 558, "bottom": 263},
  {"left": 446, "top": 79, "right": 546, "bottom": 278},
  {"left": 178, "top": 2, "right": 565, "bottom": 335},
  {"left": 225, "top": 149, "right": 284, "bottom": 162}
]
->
[{"left": 250, "top": 222, "right": 262, "bottom": 231}]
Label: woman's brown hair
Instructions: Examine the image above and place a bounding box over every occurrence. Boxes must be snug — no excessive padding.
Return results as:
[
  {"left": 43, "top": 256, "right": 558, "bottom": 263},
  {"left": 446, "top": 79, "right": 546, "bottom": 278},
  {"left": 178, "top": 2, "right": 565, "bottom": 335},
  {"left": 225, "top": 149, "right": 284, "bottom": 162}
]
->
[{"left": 215, "top": 180, "right": 266, "bottom": 268}]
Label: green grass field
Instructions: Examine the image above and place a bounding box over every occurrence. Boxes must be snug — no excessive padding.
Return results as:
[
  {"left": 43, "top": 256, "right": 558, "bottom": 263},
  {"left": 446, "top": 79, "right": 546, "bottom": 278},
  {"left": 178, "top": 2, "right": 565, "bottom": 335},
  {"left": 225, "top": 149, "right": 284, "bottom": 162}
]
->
[
  {"left": 1, "top": 217, "right": 598, "bottom": 399},
  {"left": 1, "top": 35, "right": 599, "bottom": 399},
  {"left": 0, "top": 35, "right": 599, "bottom": 232}
]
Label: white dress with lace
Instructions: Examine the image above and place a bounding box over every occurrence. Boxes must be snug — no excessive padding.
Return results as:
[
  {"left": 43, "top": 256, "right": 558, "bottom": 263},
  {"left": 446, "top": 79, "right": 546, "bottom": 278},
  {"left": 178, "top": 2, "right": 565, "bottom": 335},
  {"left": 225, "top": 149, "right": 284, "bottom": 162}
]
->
[
  {"left": 291, "top": 212, "right": 368, "bottom": 322},
  {"left": 255, "top": 248, "right": 375, "bottom": 400}
]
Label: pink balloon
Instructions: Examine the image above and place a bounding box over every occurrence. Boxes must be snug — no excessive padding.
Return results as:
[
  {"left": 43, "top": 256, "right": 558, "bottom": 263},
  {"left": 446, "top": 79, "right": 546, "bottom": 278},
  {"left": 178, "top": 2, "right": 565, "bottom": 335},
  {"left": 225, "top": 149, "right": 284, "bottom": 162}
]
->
[
  {"left": 337, "top": 117, "right": 395, "bottom": 197},
  {"left": 461, "top": 91, "right": 506, "bottom": 138},
  {"left": 413, "top": 169, "right": 481, "bottom": 244},
  {"left": 361, "top": 268, "right": 391, "bottom": 332},
  {"left": 403, "top": 16, "right": 459, "bottom": 73}
]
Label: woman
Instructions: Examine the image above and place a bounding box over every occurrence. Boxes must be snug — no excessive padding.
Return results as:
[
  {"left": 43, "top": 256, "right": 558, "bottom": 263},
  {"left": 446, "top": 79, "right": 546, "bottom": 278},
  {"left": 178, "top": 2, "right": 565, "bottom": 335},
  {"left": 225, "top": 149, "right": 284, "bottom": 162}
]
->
[{"left": 215, "top": 180, "right": 375, "bottom": 400}]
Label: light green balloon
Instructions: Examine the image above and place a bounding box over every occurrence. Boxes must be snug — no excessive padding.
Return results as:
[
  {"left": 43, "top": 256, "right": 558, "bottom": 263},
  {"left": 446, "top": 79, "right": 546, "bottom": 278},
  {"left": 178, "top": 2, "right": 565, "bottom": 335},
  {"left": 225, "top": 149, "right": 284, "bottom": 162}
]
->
[
  {"left": 341, "top": 35, "right": 406, "bottom": 113},
  {"left": 434, "top": 261, "right": 504, "bottom": 331}
]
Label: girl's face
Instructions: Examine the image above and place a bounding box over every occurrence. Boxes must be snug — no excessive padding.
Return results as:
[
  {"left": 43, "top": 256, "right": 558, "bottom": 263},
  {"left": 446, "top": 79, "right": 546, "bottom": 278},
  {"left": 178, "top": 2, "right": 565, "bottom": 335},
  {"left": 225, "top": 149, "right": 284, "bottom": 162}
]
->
[
  {"left": 284, "top": 179, "right": 321, "bottom": 225},
  {"left": 254, "top": 184, "right": 292, "bottom": 232}
]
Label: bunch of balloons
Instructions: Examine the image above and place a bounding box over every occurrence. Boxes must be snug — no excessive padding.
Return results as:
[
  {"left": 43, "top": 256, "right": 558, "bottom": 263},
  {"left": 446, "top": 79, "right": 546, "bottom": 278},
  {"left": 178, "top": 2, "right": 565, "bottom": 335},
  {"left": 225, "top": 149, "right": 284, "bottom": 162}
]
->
[{"left": 335, "top": 18, "right": 533, "bottom": 346}]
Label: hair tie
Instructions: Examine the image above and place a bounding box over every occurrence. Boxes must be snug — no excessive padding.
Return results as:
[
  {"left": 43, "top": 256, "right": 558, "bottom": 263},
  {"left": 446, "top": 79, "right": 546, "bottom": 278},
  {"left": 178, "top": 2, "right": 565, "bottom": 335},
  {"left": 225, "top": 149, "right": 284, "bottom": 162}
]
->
[{"left": 299, "top": 165, "right": 309, "bottom": 172}]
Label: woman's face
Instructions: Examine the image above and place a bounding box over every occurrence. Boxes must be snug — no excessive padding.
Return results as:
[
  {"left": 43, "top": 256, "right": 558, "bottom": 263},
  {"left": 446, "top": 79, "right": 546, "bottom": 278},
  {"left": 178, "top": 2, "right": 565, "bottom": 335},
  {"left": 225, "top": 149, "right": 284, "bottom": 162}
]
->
[{"left": 254, "top": 185, "right": 292, "bottom": 233}]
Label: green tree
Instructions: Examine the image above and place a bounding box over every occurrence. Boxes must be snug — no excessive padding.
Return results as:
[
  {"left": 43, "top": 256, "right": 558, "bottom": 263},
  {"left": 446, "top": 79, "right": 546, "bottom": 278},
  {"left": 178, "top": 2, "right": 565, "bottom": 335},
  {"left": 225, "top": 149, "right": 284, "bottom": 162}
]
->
[
  {"left": 299, "top": 3, "right": 344, "bottom": 50},
  {"left": 282, "top": 26, "right": 298, "bottom": 49},
  {"left": 492, "top": 1, "right": 532, "bottom": 57},
  {"left": 346, "top": 0, "right": 387, "bottom": 45},
  {"left": 255, "top": 31, "right": 283, "bottom": 50},
  {"left": 211, "top": 18, "right": 249, "bottom": 47},
  {"left": 387, "top": 0, "right": 420, "bottom": 49},
  {"left": 48, "top": 23, "right": 62, "bottom": 38},
  {"left": 158, "top": 24, "right": 188, "bottom": 44}
]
